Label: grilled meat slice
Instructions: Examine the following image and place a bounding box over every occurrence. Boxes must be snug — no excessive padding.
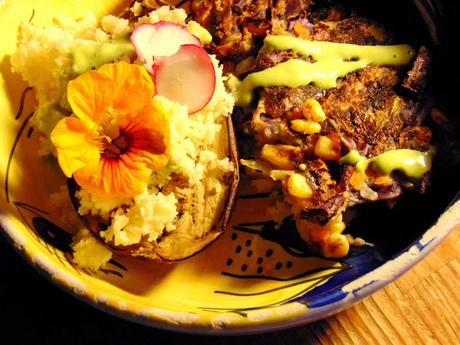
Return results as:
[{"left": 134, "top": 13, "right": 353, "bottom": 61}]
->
[
  {"left": 297, "top": 159, "right": 348, "bottom": 223},
  {"left": 244, "top": 62, "right": 432, "bottom": 219},
  {"left": 229, "top": 2, "right": 432, "bottom": 229},
  {"left": 190, "top": 1, "right": 389, "bottom": 67},
  {"left": 310, "top": 17, "right": 387, "bottom": 45},
  {"left": 189, "top": 0, "right": 314, "bottom": 68},
  {"left": 402, "top": 46, "right": 432, "bottom": 94},
  {"left": 263, "top": 85, "right": 324, "bottom": 120},
  {"left": 190, "top": 0, "right": 271, "bottom": 62},
  {"left": 255, "top": 50, "right": 300, "bottom": 71},
  {"left": 249, "top": 64, "right": 431, "bottom": 157},
  {"left": 320, "top": 66, "right": 431, "bottom": 156}
]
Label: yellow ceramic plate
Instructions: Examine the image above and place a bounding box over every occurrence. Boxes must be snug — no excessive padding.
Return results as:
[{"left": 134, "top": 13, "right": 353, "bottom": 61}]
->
[{"left": 2, "top": 0, "right": 460, "bottom": 335}]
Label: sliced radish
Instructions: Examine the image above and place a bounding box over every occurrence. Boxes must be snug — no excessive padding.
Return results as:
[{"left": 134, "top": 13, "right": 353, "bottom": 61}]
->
[
  {"left": 154, "top": 44, "right": 216, "bottom": 114},
  {"left": 130, "top": 21, "right": 201, "bottom": 74}
]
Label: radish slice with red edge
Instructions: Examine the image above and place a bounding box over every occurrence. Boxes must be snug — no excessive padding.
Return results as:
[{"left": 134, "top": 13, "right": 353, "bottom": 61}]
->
[
  {"left": 130, "top": 21, "right": 201, "bottom": 74},
  {"left": 153, "top": 44, "right": 216, "bottom": 114}
]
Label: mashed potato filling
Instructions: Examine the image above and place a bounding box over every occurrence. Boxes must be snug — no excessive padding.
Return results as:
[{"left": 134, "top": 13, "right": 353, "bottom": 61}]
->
[
  {"left": 78, "top": 70, "right": 234, "bottom": 247},
  {"left": 71, "top": 229, "right": 113, "bottom": 271},
  {"left": 104, "top": 192, "right": 178, "bottom": 245}
]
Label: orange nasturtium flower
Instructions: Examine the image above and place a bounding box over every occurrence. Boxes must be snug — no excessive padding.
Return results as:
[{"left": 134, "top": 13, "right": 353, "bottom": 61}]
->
[{"left": 50, "top": 61, "right": 169, "bottom": 197}]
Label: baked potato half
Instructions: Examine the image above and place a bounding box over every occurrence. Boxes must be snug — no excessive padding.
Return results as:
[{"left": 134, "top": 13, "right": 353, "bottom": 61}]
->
[{"left": 69, "top": 115, "right": 239, "bottom": 262}]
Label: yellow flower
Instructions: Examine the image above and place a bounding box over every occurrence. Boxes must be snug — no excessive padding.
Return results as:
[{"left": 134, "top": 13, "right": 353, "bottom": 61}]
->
[{"left": 51, "top": 61, "right": 169, "bottom": 197}]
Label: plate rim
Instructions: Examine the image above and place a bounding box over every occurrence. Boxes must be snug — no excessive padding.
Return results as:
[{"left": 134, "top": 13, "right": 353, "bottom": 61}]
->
[{"left": 1, "top": 198, "right": 460, "bottom": 335}]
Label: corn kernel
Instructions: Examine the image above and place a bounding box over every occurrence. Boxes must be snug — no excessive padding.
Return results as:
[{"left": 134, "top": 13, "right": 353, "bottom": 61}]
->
[
  {"left": 323, "top": 234, "right": 350, "bottom": 258},
  {"left": 260, "top": 144, "right": 297, "bottom": 169},
  {"left": 373, "top": 175, "right": 393, "bottom": 186},
  {"left": 329, "top": 220, "right": 346, "bottom": 234},
  {"left": 303, "top": 99, "right": 326, "bottom": 122},
  {"left": 314, "top": 136, "right": 341, "bottom": 161},
  {"left": 349, "top": 171, "right": 366, "bottom": 191},
  {"left": 296, "top": 215, "right": 350, "bottom": 258},
  {"left": 298, "top": 163, "right": 307, "bottom": 171},
  {"left": 287, "top": 173, "right": 313, "bottom": 199},
  {"left": 290, "top": 119, "right": 321, "bottom": 135}
]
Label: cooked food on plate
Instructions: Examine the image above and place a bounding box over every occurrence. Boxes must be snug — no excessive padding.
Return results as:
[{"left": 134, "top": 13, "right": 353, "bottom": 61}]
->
[{"left": 11, "top": 0, "right": 436, "bottom": 267}]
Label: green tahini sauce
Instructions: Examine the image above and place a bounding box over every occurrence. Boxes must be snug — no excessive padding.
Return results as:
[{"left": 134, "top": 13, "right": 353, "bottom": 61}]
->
[
  {"left": 71, "top": 37, "right": 135, "bottom": 75},
  {"left": 236, "top": 35, "right": 415, "bottom": 106},
  {"left": 340, "top": 149, "right": 431, "bottom": 179}
]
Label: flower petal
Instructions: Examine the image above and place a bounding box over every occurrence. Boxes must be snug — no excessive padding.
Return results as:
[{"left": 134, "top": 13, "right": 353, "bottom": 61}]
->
[
  {"left": 96, "top": 61, "right": 155, "bottom": 117},
  {"left": 50, "top": 117, "right": 100, "bottom": 177},
  {"left": 74, "top": 155, "right": 150, "bottom": 197},
  {"left": 120, "top": 101, "right": 170, "bottom": 169},
  {"left": 67, "top": 70, "right": 114, "bottom": 127},
  {"left": 60, "top": 62, "right": 168, "bottom": 198},
  {"left": 75, "top": 100, "right": 170, "bottom": 197},
  {"left": 67, "top": 61, "right": 155, "bottom": 126}
]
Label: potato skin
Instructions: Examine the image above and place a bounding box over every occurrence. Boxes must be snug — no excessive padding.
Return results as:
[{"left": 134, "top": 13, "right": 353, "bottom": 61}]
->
[{"left": 68, "top": 115, "right": 240, "bottom": 262}]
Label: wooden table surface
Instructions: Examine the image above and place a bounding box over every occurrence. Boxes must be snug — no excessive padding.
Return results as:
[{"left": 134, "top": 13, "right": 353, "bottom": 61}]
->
[{"left": 1, "top": 225, "right": 459, "bottom": 345}]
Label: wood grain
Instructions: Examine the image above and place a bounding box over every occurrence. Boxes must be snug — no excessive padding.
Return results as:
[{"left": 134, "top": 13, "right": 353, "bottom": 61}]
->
[{"left": 300, "top": 226, "right": 460, "bottom": 345}]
